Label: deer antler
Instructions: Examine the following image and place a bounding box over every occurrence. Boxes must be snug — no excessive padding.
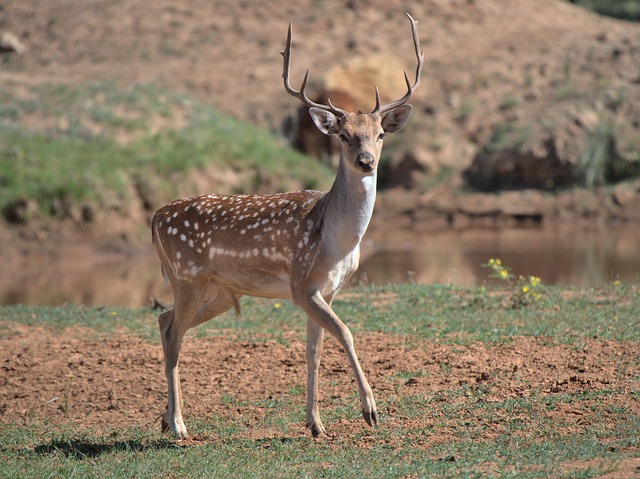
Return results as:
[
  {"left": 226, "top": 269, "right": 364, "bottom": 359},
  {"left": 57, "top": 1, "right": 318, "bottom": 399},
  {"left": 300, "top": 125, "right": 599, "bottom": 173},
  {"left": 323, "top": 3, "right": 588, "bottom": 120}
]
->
[
  {"left": 373, "top": 13, "right": 424, "bottom": 115},
  {"left": 281, "top": 22, "right": 348, "bottom": 118}
]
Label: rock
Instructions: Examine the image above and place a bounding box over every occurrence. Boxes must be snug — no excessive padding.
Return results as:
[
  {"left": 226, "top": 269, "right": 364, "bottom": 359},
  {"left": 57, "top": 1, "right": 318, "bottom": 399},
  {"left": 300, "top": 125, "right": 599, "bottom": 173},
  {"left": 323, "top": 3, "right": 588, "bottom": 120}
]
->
[
  {"left": 612, "top": 184, "right": 639, "bottom": 207},
  {"left": 1, "top": 199, "right": 39, "bottom": 224},
  {"left": 572, "top": 108, "right": 599, "bottom": 131},
  {"left": 0, "top": 32, "right": 25, "bottom": 54},
  {"left": 464, "top": 137, "right": 576, "bottom": 191},
  {"left": 386, "top": 148, "right": 436, "bottom": 189}
]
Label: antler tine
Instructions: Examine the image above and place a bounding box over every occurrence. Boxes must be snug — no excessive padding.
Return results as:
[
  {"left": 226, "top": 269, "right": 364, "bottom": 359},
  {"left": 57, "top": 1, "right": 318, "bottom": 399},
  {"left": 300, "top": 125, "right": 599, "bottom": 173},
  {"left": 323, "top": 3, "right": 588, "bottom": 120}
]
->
[
  {"left": 373, "top": 86, "right": 381, "bottom": 113},
  {"left": 281, "top": 22, "right": 347, "bottom": 117},
  {"left": 373, "top": 13, "right": 424, "bottom": 115}
]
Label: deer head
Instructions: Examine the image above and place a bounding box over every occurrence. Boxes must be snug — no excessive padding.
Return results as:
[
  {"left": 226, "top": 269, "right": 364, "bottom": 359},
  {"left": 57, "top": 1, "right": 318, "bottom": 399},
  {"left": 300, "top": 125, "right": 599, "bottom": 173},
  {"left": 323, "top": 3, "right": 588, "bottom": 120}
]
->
[{"left": 281, "top": 13, "right": 424, "bottom": 175}]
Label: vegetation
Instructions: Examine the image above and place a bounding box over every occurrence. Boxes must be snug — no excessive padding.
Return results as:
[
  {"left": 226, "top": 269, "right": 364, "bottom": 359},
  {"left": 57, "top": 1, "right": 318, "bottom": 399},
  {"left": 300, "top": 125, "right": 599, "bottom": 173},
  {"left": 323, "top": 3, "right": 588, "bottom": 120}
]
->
[
  {"left": 0, "top": 82, "right": 334, "bottom": 221},
  {"left": 568, "top": 0, "right": 640, "bottom": 21},
  {"left": 0, "top": 282, "right": 639, "bottom": 478},
  {"left": 578, "top": 119, "right": 614, "bottom": 188}
]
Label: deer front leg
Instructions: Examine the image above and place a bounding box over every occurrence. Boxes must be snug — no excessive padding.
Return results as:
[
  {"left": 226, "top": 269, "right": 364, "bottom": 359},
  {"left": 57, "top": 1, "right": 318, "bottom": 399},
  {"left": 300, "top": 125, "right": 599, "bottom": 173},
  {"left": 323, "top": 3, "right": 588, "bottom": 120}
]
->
[
  {"left": 295, "top": 291, "right": 378, "bottom": 430},
  {"left": 306, "top": 317, "right": 327, "bottom": 438}
]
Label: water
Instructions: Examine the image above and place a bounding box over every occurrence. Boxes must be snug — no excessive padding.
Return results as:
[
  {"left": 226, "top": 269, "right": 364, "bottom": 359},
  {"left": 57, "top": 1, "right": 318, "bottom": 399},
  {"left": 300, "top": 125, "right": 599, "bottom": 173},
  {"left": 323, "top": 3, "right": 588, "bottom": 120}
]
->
[
  {"left": 354, "top": 226, "right": 639, "bottom": 287},
  {"left": 1, "top": 226, "right": 638, "bottom": 307}
]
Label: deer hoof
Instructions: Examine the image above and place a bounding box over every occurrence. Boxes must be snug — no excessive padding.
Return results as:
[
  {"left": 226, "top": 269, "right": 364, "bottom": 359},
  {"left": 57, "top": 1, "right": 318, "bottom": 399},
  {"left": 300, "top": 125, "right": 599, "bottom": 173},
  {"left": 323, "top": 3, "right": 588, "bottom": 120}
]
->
[
  {"left": 308, "top": 421, "right": 328, "bottom": 439},
  {"left": 363, "top": 410, "right": 378, "bottom": 428},
  {"left": 161, "top": 414, "right": 189, "bottom": 439}
]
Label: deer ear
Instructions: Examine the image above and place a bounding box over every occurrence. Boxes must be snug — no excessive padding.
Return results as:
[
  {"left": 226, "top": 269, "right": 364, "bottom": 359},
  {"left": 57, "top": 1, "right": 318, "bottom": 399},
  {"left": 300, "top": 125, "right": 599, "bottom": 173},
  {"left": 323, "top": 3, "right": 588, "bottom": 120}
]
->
[
  {"left": 381, "top": 104, "right": 413, "bottom": 133},
  {"left": 309, "top": 108, "right": 341, "bottom": 136}
]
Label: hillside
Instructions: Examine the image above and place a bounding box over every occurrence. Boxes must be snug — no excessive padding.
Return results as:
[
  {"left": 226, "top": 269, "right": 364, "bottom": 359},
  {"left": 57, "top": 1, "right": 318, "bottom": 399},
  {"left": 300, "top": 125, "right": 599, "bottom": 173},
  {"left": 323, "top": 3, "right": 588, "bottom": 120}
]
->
[{"left": 1, "top": 0, "right": 640, "bottom": 240}]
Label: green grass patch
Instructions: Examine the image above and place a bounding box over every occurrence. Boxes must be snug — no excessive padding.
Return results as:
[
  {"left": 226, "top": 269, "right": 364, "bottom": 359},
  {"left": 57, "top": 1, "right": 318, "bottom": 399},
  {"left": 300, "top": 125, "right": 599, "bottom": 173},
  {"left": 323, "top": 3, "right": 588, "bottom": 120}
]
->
[
  {"left": 1, "top": 409, "right": 636, "bottom": 478},
  {"left": 0, "top": 81, "right": 333, "bottom": 218},
  {"left": 567, "top": 0, "right": 640, "bottom": 21},
  {"left": 1, "top": 283, "right": 639, "bottom": 343}
]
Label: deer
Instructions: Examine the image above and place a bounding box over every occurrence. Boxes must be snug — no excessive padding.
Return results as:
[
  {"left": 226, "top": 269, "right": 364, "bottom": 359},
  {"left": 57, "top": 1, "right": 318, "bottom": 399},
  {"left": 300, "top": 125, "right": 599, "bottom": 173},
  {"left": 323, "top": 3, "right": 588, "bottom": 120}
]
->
[{"left": 151, "top": 13, "right": 423, "bottom": 439}]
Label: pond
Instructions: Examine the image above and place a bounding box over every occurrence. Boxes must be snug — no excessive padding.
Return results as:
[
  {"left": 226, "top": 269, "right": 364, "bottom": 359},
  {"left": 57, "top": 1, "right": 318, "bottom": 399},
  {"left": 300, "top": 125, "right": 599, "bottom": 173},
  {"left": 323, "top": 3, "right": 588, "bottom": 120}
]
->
[{"left": 1, "top": 225, "right": 638, "bottom": 308}]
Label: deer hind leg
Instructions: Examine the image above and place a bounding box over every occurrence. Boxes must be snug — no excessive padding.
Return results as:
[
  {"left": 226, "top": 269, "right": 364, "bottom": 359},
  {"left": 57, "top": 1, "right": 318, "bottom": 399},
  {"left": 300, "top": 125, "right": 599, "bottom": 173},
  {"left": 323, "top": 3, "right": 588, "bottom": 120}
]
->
[
  {"left": 159, "top": 282, "right": 240, "bottom": 439},
  {"left": 295, "top": 291, "right": 377, "bottom": 432},
  {"left": 158, "top": 281, "right": 206, "bottom": 439},
  {"left": 192, "top": 284, "right": 242, "bottom": 328},
  {"left": 306, "top": 317, "right": 327, "bottom": 438}
]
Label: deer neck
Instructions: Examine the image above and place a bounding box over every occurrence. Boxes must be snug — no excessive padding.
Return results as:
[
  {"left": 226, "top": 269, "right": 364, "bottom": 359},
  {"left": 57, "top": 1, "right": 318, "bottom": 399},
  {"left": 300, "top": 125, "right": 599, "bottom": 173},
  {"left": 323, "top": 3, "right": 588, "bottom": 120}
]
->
[{"left": 319, "top": 158, "right": 377, "bottom": 253}]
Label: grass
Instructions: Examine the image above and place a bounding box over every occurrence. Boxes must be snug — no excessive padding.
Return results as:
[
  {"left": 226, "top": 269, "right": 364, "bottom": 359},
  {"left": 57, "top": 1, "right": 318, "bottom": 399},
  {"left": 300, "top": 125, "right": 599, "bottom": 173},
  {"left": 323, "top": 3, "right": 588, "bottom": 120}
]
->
[
  {"left": 0, "top": 284, "right": 639, "bottom": 478},
  {"left": 4, "top": 282, "right": 639, "bottom": 344},
  {"left": 567, "top": 0, "right": 640, "bottom": 21},
  {"left": 578, "top": 119, "right": 614, "bottom": 188},
  {"left": 482, "top": 121, "right": 533, "bottom": 154},
  {"left": 0, "top": 81, "right": 334, "bottom": 219},
  {"left": 1, "top": 415, "right": 635, "bottom": 478}
]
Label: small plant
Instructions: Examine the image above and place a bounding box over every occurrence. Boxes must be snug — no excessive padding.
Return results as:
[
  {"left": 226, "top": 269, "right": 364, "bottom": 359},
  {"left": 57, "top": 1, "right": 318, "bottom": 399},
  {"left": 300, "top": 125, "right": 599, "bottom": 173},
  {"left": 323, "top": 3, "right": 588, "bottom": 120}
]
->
[
  {"left": 483, "top": 258, "right": 542, "bottom": 307},
  {"left": 498, "top": 95, "right": 521, "bottom": 111},
  {"left": 578, "top": 119, "right": 614, "bottom": 188},
  {"left": 457, "top": 99, "right": 474, "bottom": 122}
]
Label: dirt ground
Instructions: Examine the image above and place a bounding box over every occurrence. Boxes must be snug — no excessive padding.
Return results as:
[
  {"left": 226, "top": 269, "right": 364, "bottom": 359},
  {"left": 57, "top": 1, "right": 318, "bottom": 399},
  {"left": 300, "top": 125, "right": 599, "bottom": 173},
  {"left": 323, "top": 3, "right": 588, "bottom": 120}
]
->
[{"left": 2, "top": 323, "right": 638, "bottom": 450}]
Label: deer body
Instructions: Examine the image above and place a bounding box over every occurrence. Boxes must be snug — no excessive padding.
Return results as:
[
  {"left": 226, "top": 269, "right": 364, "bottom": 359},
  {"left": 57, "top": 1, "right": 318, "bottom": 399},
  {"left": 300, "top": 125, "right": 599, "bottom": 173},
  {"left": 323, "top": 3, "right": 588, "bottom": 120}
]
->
[{"left": 152, "top": 14, "right": 423, "bottom": 439}]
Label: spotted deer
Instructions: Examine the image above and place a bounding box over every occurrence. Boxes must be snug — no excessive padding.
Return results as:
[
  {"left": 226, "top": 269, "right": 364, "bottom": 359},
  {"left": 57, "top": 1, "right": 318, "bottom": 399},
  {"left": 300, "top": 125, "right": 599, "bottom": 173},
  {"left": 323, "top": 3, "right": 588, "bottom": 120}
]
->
[{"left": 151, "top": 13, "right": 423, "bottom": 439}]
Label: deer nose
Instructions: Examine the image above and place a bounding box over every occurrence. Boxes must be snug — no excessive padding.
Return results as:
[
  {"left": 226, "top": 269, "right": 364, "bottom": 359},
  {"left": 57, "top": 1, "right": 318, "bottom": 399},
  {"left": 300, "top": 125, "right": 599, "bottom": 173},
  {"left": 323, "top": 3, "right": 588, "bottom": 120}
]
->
[{"left": 356, "top": 152, "right": 375, "bottom": 172}]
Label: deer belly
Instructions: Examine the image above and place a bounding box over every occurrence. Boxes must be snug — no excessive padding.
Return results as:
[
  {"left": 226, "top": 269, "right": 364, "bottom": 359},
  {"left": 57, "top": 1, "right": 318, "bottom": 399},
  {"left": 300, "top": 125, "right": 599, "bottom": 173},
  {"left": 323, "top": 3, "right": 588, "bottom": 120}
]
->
[{"left": 220, "top": 269, "right": 293, "bottom": 299}]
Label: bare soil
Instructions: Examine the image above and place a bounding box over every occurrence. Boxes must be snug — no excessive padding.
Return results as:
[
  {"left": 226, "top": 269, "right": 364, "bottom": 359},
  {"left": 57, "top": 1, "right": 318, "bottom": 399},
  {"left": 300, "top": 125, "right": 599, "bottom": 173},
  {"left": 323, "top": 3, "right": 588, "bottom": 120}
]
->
[{"left": 1, "top": 323, "right": 638, "bottom": 454}]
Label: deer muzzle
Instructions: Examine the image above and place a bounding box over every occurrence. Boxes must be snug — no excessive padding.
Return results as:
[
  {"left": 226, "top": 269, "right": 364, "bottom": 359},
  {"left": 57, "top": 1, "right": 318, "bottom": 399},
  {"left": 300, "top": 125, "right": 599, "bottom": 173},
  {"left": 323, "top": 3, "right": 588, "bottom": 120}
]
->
[{"left": 355, "top": 152, "right": 375, "bottom": 173}]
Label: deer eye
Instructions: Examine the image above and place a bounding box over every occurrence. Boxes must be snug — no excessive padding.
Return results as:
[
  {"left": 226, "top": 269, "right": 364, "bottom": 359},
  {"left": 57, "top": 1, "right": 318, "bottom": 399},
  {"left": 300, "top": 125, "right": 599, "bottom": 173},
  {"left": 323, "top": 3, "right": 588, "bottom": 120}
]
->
[
  {"left": 378, "top": 133, "right": 385, "bottom": 141},
  {"left": 339, "top": 134, "right": 350, "bottom": 144}
]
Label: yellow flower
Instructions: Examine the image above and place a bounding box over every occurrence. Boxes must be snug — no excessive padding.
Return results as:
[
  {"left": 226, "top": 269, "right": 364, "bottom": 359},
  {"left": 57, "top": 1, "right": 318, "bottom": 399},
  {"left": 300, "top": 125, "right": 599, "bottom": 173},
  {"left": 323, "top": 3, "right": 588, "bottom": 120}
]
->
[
  {"left": 500, "top": 269, "right": 509, "bottom": 278},
  {"left": 522, "top": 285, "right": 530, "bottom": 293},
  {"left": 530, "top": 276, "right": 540, "bottom": 287},
  {"left": 613, "top": 280, "right": 621, "bottom": 286},
  {"left": 274, "top": 302, "right": 282, "bottom": 309},
  {"left": 495, "top": 259, "right": 502, "bottom": 266}
]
